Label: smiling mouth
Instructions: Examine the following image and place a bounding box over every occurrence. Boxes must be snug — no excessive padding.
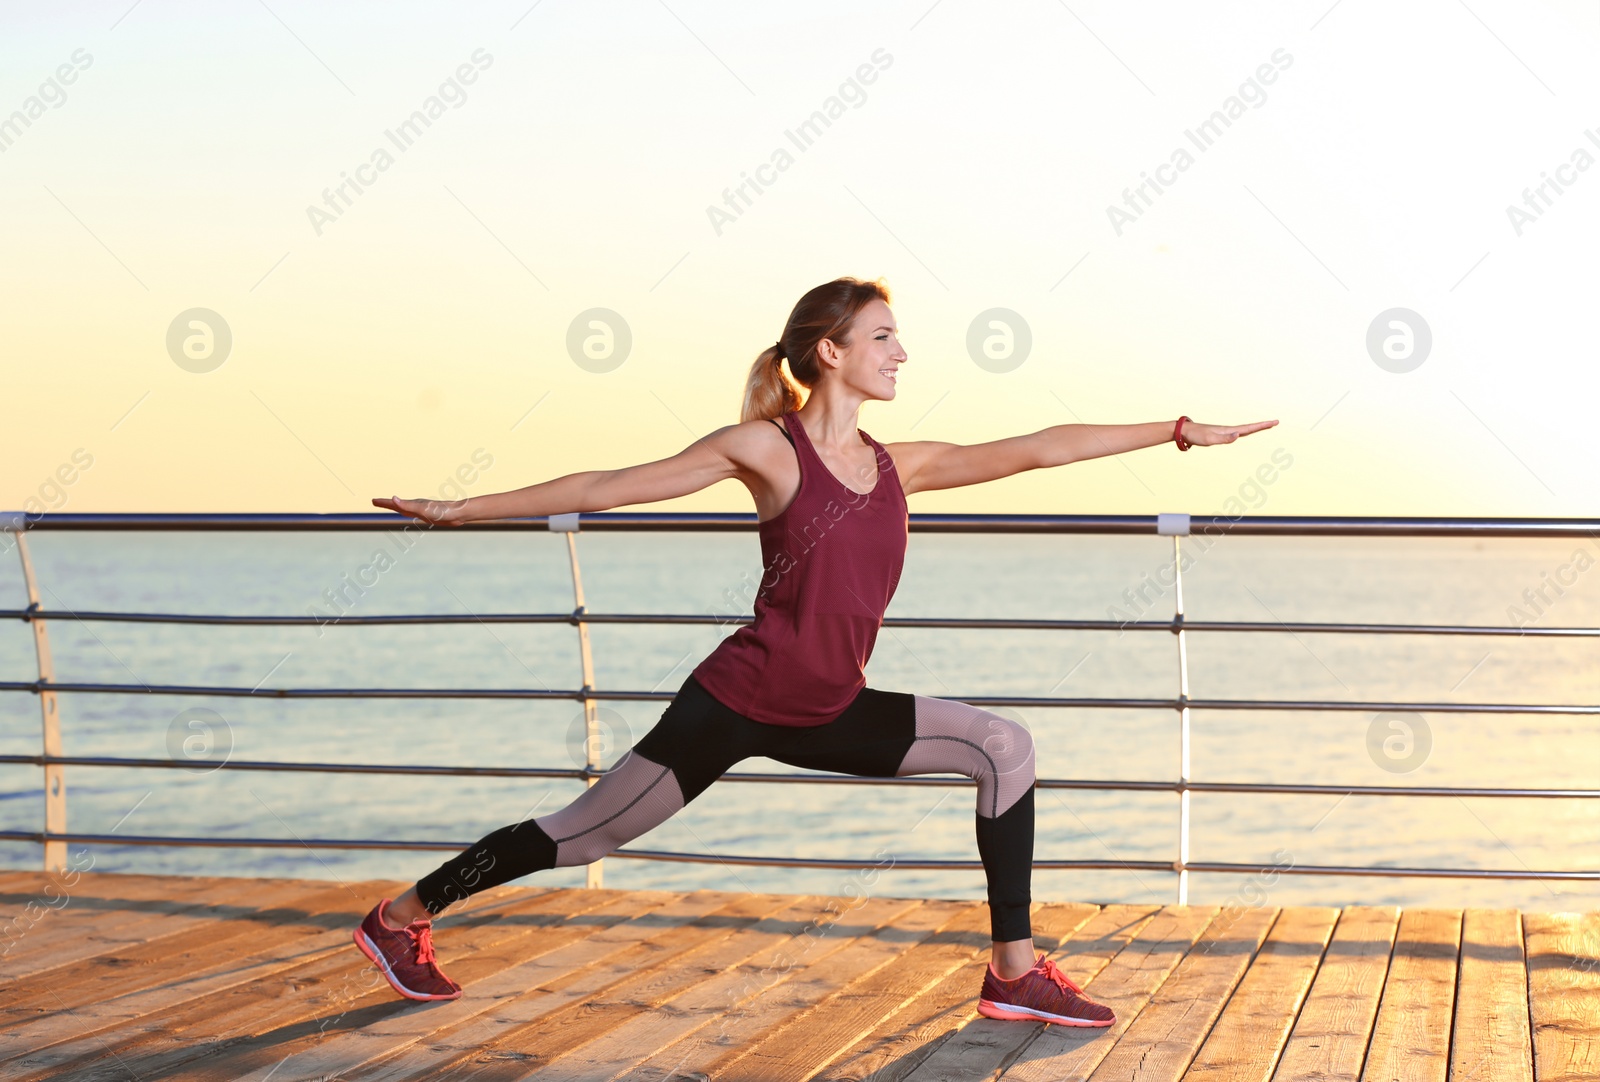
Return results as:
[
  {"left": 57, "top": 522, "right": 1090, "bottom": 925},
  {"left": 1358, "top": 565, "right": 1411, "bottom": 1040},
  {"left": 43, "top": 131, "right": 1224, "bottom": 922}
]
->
[{"left": 879, "top": 369, "right": 898, "bottom": 382}]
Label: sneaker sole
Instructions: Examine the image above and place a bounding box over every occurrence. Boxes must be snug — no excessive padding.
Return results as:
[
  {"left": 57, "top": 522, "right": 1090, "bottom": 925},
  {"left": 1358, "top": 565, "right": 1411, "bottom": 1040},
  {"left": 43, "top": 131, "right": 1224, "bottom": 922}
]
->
[
  {"left": 978, "top": 998, "right": 1114, "bottom": 1027},
  {"left": 352, "top": 927, "right": 463, "bottom": 1002}
]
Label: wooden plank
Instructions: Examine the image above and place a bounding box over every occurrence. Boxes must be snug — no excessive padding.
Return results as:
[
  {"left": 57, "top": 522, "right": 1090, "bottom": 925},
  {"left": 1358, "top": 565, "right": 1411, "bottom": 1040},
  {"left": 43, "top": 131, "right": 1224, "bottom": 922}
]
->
[
  {"left": 518, "top": 894, "right": 932, "bottom": 1082},
  {"left": 894, "top": 902, "right": 1170, "bottom": 1082},
  {"left": 996, "top": 905, "right": 1221, "bottom": 1082},
  {"left": 0, "top": 871, "right": 344, "bottom": 959},
  {"left": 820, "top": 901, "right": 1107, "bottom": 1082},
  {"left": 0, "top": 872, "right": 51, "bottom": 890},
  {"left": 457, "top": 889, "right": 883, "bottom": 1075},
  {"left": 0, "top": 871, "right": 87, "bottom": 963},
  {"left": 0, "top": 883, "right": 595, "bottom": 1069},
  {"left": 11, "top": 888, "right": 687, "bottom": 1082},
  {"left": 430, "top": 893, "right": 879, "bottom": 1082},
  {"left": 0, "top": 871, "right": 340, "bottom": 904},
  {"left": 1085, "top": 905, "right": 1279, "bottom": 1081},
  {"left": 3, "top": 871, "right": 1585, "bottom": 1082},
  {"left": 0, "top": 880, "right": 582, "bottom": 1070},
  {"left": 0, "top": 875, "right": 356, "bottom": 987},
  {"left": 0, "top": 878, "right": 417, "bottom": 1015},
  {"left": 0, "top": 870, "right": 166, "bottom": 909},
  {"left": 1, "top": 872, "right": 221, "bottom": 960},
  {"left": 1523, "top": 911, "right": 1600, "bottom": 1082},
  {"left": 0, "top": 870, "right": 79, "bottom": 901},
  {"left": 1270, "top": 905, "right": 1399, "bottom": 1082},
  {"left": 1451, "top": 909, "right": 1533, "bottom": 1082},
  {"left": 21, "top": 883, "right": 675, "bottom": 1075},
  {"left": 628, "top": 899, "right": 973, "bottom": 1082},
  {"left": 356, "top": 891, "right": 830, "bottom": 1082},
  {"left": 195, "top": 887, "right": 802, "bottom": 1082},
  {"left": 0, "top": 872, "right": 274, "bottom": 969},
  {"left": 0, "top": 877, "right": 360, "bottom": 1011},
  {"left": 1184, "top": 906, "right": 1341, "bottom": 1082},
  {"left": 1359, "top": 909, "right": 1461, "bottom": 1082},
  {"left": 710, "top": 901, "right": 993, "bottom": 1081}
]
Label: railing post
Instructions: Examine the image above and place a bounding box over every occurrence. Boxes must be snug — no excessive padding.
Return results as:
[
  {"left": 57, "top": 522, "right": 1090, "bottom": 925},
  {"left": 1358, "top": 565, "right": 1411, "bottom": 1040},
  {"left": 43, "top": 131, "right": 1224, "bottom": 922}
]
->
[
  {"left": 12, "top": 531, "right": 67, "bottom": 874},
  {"left": 551, "top": 513, "right": 603, "bottom": 889},
  {"left": 1157, "top": 514, "right": 1192, "bottom": 905}
]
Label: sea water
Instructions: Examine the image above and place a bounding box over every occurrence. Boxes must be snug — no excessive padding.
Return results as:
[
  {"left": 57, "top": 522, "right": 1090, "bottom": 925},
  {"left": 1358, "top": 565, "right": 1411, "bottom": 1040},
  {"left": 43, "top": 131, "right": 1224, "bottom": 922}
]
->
[{"left": 0, "top": 529, "right": 1595, "bottom": 913}]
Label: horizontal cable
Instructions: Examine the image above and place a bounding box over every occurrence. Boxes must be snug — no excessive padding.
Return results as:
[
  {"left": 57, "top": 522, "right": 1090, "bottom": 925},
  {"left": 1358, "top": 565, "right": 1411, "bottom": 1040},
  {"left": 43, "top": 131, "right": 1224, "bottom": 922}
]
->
[
  {"left": 1185, "top": 861, "right": 1600, "bottom": 881},
  {"left": 0, "top": 830, "right": 1592, "bottom": 880},
  {"left": 6, "top": 511, "right": 1600, "bottom": 537},
  {"left": 6, "top": 605, "right": 1593, "bottom": 638},
  {"left": 0, "top": 755, "right": 1596, "bottom": 799},
  {"left": 0, "top": 679, "right": 1592, "bottom": 715}
]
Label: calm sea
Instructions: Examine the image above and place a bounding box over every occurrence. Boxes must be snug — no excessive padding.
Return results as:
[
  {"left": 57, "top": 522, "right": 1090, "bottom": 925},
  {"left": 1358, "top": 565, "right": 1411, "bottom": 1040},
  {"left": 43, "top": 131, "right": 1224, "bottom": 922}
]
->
[{"left": 2, "top": 529, "right": 1596, "bottom": 914}]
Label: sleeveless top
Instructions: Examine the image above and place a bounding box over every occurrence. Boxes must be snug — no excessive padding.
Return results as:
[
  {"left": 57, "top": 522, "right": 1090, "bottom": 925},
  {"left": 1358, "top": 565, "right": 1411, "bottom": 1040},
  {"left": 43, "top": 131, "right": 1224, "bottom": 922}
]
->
[{"left": 689, "top": 410, "right": 909, "bottom": 726}]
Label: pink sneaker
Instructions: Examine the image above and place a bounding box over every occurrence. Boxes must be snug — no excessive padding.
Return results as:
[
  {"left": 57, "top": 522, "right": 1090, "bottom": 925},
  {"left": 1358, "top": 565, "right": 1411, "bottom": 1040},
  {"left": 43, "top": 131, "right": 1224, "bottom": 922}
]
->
[
  {"left": 352, "top": 898, "right": 463, "bottom": 1001},
  {"left": 977, "top": 953, "right": 1114, "bottom": 1026}
]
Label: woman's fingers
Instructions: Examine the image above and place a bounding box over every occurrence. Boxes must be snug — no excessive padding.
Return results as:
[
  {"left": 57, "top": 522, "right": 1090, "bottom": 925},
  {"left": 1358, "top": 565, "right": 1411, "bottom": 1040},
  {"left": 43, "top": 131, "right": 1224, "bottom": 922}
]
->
[
  {"left": 1203, "top": 419, "right": 1278, "bottom": 444},
  {"left": 373, "top": 496, "right": 438, "bottom": 523}
]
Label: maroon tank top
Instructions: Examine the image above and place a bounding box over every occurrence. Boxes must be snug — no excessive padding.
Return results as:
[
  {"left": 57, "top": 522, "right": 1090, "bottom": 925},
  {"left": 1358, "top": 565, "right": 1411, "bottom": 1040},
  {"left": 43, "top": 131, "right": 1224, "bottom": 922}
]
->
[{"left": 690, "top": 410, "right": 909, "bottom": 727}]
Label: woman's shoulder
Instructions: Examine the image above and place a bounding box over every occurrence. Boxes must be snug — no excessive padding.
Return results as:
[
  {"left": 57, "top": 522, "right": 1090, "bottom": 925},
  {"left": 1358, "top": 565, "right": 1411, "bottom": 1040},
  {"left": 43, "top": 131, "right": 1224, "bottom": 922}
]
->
[
  {"left": 708, "top": 415, "right": 792, "bottom": 447},
  {"left": 698, "top": 416, "right": 801, "bottom": 483}
]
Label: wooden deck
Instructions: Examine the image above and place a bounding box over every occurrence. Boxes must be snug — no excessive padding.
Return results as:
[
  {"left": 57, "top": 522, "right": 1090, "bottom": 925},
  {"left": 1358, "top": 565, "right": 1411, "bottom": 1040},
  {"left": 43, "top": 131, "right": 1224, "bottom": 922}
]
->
[{"left": 0, "top": 872, "right": 1595, "bottom": 1080}]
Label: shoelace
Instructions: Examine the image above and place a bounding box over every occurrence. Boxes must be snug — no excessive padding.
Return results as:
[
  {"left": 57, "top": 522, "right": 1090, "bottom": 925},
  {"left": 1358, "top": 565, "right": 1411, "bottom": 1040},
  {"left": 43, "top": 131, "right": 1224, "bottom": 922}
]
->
[
  {"left": 405, "top": 921, "right": 438, "bottom": 967},
  {"left": 1036, "top": 957, "right": 1084, "bottom": 996}
]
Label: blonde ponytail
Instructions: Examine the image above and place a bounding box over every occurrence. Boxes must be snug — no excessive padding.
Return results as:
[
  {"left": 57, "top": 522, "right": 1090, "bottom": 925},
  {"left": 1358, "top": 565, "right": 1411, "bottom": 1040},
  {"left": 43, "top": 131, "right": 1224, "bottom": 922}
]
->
[{"left": 740, "top": 343, "right": 803, "bottom": 423}]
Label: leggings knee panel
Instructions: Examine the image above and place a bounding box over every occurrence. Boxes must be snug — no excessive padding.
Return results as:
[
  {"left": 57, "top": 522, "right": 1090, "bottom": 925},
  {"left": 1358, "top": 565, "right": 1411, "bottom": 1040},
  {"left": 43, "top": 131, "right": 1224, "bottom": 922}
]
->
[{"left": 898, "top": 696, "right": 1036, "bottom": 818}]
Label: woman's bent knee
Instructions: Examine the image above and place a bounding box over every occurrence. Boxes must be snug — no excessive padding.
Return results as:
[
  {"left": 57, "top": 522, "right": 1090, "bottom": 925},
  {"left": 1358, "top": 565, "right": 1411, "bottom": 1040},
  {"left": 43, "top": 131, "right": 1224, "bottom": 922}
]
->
[{"left": 980, "top": 715, "right": 1036, "bottom": 779}]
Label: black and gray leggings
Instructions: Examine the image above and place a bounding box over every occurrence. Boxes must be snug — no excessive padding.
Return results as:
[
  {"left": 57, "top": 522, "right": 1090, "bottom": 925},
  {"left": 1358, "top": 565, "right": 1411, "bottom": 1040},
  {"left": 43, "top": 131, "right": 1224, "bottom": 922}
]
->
[{"left": 415, "top": 673, "right": 1037, "bottom": 941}]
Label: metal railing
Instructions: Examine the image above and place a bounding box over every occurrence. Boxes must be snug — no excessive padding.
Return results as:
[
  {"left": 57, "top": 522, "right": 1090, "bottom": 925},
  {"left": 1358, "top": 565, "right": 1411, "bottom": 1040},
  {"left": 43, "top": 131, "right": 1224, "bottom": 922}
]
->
[{"left": 3, "top": 512, "right": 1597, "bottom": 901}]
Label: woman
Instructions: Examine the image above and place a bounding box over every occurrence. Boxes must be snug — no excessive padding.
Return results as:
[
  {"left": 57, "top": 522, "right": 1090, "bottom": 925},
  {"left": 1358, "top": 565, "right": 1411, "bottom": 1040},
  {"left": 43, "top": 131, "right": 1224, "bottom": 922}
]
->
[{"left": 355, "top": 276, "right": 1277, "bottom": 1026}]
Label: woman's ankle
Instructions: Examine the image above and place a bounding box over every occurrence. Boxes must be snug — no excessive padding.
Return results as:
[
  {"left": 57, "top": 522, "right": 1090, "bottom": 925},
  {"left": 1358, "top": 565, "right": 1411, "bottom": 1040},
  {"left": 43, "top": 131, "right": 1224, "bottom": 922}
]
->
[
  {"left": 382, "top": 891, "right": 429, "bottom": 929},
  {"left": 990, "top": 937, "right": 1038, "bottom": 980}
]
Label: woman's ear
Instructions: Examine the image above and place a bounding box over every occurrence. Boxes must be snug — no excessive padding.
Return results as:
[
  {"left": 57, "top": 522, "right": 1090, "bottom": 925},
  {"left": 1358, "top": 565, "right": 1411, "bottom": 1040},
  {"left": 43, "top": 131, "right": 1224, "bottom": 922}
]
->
[{"left": 814, "top": 337, "right": 841, "bottom": 372}]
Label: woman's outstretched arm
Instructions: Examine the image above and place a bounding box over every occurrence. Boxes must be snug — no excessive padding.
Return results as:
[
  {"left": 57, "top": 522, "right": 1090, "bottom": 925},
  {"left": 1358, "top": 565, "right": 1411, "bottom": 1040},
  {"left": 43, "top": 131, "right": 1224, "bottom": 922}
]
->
[
  {"left": 374, "top": 424, "right": 749, "bottom": 526},
  {"left": 890, "top": 417, "right": 1278, "bottom": 496}
]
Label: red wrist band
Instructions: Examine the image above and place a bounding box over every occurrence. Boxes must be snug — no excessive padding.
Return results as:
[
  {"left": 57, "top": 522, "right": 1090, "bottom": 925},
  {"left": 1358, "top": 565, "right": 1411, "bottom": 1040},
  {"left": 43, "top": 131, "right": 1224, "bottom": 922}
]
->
[{"left": 1174, "top": 415, "right": 1192, "bottom": 451}]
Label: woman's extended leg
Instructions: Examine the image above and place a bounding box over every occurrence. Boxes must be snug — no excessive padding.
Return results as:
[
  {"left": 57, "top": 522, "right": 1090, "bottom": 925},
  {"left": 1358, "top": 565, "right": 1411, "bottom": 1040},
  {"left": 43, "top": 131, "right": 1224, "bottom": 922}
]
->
[
  {"left": 409, "top": 745, "right": 692, "bottom": 914},
  {"left": 353, "top": 675, "right": 754, "bottom": 1001}
]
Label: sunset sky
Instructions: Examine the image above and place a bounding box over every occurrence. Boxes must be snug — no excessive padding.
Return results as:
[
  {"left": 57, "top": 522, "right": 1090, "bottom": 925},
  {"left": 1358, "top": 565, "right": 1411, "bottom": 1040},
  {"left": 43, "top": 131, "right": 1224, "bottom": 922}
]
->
[{"left": 3, "top": 0, "right": 1594, "bottom": 517}]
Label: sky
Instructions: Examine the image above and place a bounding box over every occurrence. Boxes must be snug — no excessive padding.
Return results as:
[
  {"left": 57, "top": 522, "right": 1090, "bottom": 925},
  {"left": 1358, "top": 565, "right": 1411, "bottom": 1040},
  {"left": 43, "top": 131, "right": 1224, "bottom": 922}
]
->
[{"left": 2, "top": 0, "right": 1595, "bottom": 517}]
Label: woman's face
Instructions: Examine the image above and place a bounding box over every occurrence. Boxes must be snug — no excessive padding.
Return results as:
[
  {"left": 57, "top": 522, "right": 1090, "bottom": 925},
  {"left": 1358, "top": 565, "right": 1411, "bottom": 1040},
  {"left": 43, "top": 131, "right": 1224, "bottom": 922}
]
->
[{"left": 826, "top": 298, "right": 906, "bottom": 401}]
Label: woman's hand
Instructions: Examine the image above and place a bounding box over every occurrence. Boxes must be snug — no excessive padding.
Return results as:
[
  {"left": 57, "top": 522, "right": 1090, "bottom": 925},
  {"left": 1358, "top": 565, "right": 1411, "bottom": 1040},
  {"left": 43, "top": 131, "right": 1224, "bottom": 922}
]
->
[
  {"left": 1180, "top": 418, "right": 1278, "bottom": 447},
  {"left": 371, "top": 496, "right": 469, "bottom": 526}
]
